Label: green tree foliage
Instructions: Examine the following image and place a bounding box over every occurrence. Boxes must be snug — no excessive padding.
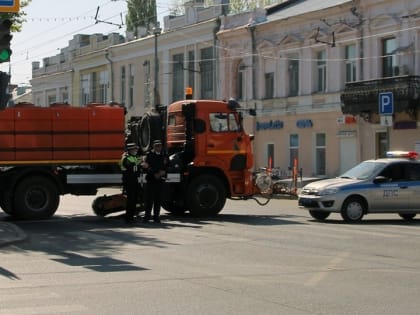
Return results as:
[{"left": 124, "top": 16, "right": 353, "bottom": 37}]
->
[
  {"left": 126, "top": 0, "right": 157, "bottom": 36},
  {"left": 229, "top": 0, "right": 278, "bottom": 14},
  {"left": 0, "top": 0, "right": 32, "bottom": 32}
]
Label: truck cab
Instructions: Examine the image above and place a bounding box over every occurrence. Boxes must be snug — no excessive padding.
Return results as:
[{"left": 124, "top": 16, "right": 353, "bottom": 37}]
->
[{"left": 163, "top": 98, "right": 256, "bottom": 216}]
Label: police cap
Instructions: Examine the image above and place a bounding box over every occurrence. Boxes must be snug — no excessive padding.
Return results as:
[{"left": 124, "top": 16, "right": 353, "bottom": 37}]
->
[{"left": 126, "top": 143, "right": 139, "bottom": 150}]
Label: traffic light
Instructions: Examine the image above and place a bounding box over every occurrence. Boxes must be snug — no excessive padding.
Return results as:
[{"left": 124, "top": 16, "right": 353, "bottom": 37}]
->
[
  {"left": 0, "top": 19, "right": 12, "bottom": 63},
  {"left": 0, "top": 71, "right": 11, "bottom": 110}
]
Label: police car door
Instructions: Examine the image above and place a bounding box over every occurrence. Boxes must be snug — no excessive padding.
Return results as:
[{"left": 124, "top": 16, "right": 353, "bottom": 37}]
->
[
  {"left": 406, "top": 163, "right": 420, "bottom": 210},
  {"left": 372, "top": 163, "right": 411, "bottom": 212}
]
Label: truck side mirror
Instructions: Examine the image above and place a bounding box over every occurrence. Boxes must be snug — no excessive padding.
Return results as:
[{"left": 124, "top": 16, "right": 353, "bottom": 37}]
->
[{"left": 249, "top": 109, "right": 256, "bottom": 116}]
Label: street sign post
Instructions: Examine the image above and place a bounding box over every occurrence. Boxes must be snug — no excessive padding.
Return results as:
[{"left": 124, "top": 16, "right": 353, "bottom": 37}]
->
[
  {"left": 0, "top": 0, "right": 19, "bottom": 13},
  {"left": 379, "top": 92, "right": 393, "bottom": 152}
]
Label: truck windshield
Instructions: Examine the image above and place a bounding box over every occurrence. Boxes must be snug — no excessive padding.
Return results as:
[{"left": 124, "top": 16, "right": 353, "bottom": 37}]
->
[{"left": 209, "top": 113, "right": 240, "bottom": 132}]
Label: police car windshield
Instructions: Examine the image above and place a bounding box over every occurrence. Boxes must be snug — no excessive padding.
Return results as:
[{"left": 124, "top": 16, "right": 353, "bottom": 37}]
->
[{"left": 340, "top": 161, "right": 386, "bottom": 180}]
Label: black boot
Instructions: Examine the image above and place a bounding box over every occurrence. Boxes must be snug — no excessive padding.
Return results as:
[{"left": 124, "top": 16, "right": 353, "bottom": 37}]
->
[{"left": 143, "top": 212, "right": 151, "bottom": 223}]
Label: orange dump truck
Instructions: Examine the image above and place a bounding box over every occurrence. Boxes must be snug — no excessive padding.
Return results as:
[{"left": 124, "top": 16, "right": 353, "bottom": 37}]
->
[{"left": 1, "top": 97, "right": 281, "bottom": 220}]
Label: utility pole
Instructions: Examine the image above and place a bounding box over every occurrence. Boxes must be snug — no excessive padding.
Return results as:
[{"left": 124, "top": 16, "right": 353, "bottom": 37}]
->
[{"left": 153, "top": 21, "right": 161, "bottom": 107}]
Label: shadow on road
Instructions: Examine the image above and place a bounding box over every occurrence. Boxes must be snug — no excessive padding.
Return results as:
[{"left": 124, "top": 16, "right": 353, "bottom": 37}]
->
[{"left": 0, "top": 209, "right": 304, "bottom": 276}]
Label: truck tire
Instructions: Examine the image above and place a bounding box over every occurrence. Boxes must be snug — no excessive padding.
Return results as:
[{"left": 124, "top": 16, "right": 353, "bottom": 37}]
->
[
  {"left": 13, "top": 176, "right": 60, "bottom": 220},
  {"left": 139, "top": 113, "right": 163, "bottom": 152},
  {"left": 187, "top": 175, "right": 226, "bottom": 217},
  {"left": 161, "top": 201, "right": 187, "bottom": 215},
  {"left": 0, "top": 190, "right": 14, "bottom": 215}
]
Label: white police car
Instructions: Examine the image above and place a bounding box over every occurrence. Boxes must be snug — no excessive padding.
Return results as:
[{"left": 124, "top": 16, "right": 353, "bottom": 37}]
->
[{"left": 298, "top": 151, "right": 420, "bottom": 222}]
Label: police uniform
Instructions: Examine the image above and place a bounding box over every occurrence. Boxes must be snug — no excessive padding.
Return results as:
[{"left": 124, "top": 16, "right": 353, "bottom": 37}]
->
[
  {"left": 143, "top": 140, "right": 167, "bottom": 223},
  {"left": 120, "top": 143, "right": 140, "bottom": 223}
]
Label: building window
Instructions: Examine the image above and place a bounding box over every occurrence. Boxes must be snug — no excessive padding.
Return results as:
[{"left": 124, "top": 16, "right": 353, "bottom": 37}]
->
[
  {"left": 47, "top": 95, "right": 56, "bottom": 105},
  {"left": 289, "top": 134, "right": 299, "bottom": 169},
  {"left": 99, "top": 70, "right": 108, "bottom": 103},
  {"left": 188, "top": 50, "right": 195, "bottom": 94},
  {"left": 382, "top": 38, "right": 397, "bottom": 77},
  {"left": 128, "top": 64, "right": 134, "bottom": 108},
  {"left": 81, "top": 74, "right": 90, "bottom": 105},
  {"left": 143, "top": 61, "right": 151, "bottom": 108},
  {"left": 376, "top": 131, "right": 387, "bottom": 159},
  {"left": 237, "top": 62, "right": 246, "bottom": 101},
  {"left": 317, "top": 50, "right": 326, "bottom": 92},
  {"left": 200, "top": 47, "right": 214, "bottom": 99},
  {"left": 91, "top": 72, "right": 97, "bottom": 102},
  {"left": 121, "top": 66, "right": 126, "bottom": 106},
  {"left": 288, "top": 55, "right": 299, "bottom": 96},
  {"left": 315, "top": 133, "right": 326, "bottom": 175},
  {"left": 345, "top": 44, "right": 356, "bottom": 82},
  {"left": 172, "top": 53, "right": 184, "bottom": 102},
  {"left": 59, "top": 87, "right": 68, "bottom": 103},
  {"left": 264, "top": 72, "right": 274, "bottom": 99}
]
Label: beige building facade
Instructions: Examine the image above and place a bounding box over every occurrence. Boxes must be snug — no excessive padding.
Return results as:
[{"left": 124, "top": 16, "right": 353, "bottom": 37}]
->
[{"left": 218, "top": 0, "right": 420, "bottom": 177}]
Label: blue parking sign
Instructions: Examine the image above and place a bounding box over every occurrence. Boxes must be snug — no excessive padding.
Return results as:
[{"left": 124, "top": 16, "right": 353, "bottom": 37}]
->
[{"left": 379, "top": 92, "right": 393, "bottom": 115}]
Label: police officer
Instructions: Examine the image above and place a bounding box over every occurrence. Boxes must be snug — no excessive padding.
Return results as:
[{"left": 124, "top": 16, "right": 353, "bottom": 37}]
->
[
  {"left": 143, "top": 140, "right": 167, "bottom": 223},
  {"left": 120, "top": 143, "right": 140, "bottom": 223}
]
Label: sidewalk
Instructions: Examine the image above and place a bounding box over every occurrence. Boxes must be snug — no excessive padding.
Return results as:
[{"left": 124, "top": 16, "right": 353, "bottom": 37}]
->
[{"left": 0, "top": 221, "right": 27, "bottom": 248}]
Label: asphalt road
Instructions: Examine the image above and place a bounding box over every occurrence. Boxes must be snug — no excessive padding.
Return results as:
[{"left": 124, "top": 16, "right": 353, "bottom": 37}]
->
[{"left": 1, "top": 189, "right": 420, "bottom": 315}]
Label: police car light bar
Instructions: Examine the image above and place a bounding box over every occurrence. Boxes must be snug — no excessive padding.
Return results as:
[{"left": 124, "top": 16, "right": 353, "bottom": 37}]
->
[{"left": 386, "top": 151, "right": 419, "bottom": 159}]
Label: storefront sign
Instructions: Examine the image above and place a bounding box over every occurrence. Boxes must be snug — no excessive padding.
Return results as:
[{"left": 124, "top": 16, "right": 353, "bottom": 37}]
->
[
  {"left": 296, "top": 119, "right": 313, "bottom": 128},
  {"left": 256, "top": 120, "right": 284, "bottom": 131}
]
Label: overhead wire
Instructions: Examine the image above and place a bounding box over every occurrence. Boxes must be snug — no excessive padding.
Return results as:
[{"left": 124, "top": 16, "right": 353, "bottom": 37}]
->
[{"left": 5, "top": 1, "right": 420, "bottom": 82}]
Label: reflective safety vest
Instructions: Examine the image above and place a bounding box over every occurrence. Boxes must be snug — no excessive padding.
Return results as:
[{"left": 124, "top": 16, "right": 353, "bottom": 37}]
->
[{"left": 120, "top": 153, "right": 139, "bottom": 172}]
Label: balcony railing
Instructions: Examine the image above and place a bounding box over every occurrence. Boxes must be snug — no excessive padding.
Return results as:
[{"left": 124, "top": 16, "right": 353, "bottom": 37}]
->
[{"left": 341, "top": 75, "right": 420, "bottom": 116}]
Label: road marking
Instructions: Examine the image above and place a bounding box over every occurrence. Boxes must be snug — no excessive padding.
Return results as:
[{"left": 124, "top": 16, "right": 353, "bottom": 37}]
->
[
  {"left": 304, "top": 252, "right": 350, "bottom": 287},
  {"left": 0, "top": 292, "right": 59, "bottom": 302},
  {"left": 0, "top": 305, "right": 88, "bottom": 315}
]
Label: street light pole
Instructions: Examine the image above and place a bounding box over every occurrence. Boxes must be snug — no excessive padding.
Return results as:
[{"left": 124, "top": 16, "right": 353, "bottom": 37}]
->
[{"left": 153, "top": 22, "right": 161, "bottom": 107}]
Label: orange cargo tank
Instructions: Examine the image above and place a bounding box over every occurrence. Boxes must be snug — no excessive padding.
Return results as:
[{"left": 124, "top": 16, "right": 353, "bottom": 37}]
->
[
  {"left": 14, "top": 104, "right": 52, "bottom": 160},
  {"left": 0, "top": 103, "right": 126, "bottom": 162},
  {"left": 0, "top": 108, "right": 15, "bottom": 160},
  {"left": 88, "top": 104, "right": 125, "bottom": 160},
  {"left": 51, "top": 104, "right": 90, "bottom": 160}
]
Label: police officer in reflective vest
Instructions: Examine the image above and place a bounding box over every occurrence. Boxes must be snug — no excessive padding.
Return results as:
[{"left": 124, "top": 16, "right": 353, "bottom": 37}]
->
[
  {"left": 143, "top": 140, "right": 167, "bottom": 223},
  {"left": 120, "top": 143, "right": 140, "bottom": 223}
]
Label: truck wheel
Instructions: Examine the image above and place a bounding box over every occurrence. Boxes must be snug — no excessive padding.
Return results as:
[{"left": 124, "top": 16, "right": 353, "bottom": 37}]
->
[
  {"left": 161, "top": 201, "right": 187, "bottom": 215},
  {"left": 187, "top": 175, "right": 226, "bottom": 217},
  {"left": 13, "top": 176, "right": 60, "bottom": 220},
  {"left": 0, "top": 190, "right": 14, "bottom": 215}
]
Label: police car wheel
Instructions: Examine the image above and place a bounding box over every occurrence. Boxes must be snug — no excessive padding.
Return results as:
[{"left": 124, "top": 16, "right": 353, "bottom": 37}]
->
[
  {"left": 309, "top": 210, "right": 330, "bottom": 221},
  {"left": 341, "top": 197, "right": 365, "bottom": 223},
  {"left": 398, "top": 213, "right": 416, "bottom": 220}
]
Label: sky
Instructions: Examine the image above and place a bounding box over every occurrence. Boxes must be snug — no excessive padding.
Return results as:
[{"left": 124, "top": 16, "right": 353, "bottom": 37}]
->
[{"left": 1, "top": 0, "right": 171, "bottom": 85}]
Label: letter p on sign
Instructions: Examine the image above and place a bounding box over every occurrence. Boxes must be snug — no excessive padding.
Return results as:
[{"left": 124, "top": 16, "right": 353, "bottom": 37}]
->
[{"left": 379, "top": 92, "right": 393, "bottom": 115}]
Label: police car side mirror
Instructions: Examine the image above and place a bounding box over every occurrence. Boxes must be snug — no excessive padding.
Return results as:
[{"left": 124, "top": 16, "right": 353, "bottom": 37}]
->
[{"left": 373, "top": 176, "right": 389, "bottom": 184}]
